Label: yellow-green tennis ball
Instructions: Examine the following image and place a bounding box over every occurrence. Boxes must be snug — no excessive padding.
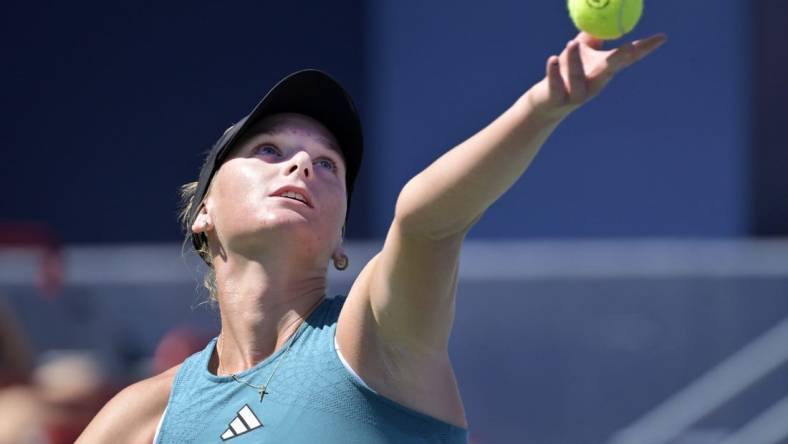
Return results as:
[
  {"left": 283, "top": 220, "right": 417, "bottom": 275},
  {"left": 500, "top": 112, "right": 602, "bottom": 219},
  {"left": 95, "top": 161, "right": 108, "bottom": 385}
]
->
[{"left": 567, "top": 0, "right": 644, "bottom": 40}]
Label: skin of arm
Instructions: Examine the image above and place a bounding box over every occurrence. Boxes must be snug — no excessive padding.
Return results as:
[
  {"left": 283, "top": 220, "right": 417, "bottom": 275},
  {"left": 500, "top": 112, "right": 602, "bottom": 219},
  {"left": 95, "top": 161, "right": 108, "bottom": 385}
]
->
[
  {"left": 75, "top": 364, "right": 179, "bottom": 444},
  {"left": 362, "top": 32, "right": 668, "bottom": 356},
  {"left": 396, "top": 32, "right": 668, "bottom": 240}
]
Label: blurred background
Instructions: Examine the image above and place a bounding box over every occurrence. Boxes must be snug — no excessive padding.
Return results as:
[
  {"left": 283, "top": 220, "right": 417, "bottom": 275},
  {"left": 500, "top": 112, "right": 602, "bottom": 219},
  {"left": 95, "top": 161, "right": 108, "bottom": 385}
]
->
[{"left": 1, "top": 0, "right": 786, "bottom": 443}]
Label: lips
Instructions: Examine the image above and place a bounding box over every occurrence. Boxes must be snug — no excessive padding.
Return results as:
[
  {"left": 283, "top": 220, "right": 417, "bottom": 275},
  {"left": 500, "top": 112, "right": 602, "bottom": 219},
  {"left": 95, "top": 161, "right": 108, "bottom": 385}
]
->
[{"left": 270, "top": 185, "right": 313, "bottom": 208}]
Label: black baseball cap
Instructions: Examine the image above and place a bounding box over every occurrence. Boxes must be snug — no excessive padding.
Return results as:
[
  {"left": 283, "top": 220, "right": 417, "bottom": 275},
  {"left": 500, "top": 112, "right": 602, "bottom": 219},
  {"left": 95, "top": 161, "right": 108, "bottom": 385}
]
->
[{"left": 187, "top": 69, "right": 363, "bottom": 257}]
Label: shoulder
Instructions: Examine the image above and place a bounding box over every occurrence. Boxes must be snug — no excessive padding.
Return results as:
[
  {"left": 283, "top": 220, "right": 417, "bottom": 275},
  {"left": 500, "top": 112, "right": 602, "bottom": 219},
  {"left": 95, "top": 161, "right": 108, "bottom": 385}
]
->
[{"left": 76, "top": 363, "right": 181, "bottom": 444}]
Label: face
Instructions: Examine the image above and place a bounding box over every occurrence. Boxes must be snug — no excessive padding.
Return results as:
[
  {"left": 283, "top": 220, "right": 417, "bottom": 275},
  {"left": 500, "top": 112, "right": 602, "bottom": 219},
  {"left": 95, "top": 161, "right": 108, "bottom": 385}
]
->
[{"left": 197, "top": 112, "right": 348, "bottom": 262}]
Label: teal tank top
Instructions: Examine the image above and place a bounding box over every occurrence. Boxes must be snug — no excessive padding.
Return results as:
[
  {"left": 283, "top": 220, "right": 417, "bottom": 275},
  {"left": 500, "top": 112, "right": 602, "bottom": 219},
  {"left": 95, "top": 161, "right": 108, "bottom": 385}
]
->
[{"left": 154, "top": 295, "right": 469, "bottom": 443}]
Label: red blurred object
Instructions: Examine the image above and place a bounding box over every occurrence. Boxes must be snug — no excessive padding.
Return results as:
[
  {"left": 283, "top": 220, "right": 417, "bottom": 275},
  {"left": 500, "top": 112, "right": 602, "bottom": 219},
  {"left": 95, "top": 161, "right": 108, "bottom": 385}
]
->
[
  {"left": 31, "top": 352, "right": 119, "bottom": 444},
  {"left": 44, "top": 383, "right": 117, "bottom": 444},
  {"left": 0, "top": 221, "right": 63, "bottom": 299},
  {"left": 153, "top": 326, "right": 211, "bottom": 374},
  {"left": 0, "top": 372, "right": 31, "bottom": 389}
]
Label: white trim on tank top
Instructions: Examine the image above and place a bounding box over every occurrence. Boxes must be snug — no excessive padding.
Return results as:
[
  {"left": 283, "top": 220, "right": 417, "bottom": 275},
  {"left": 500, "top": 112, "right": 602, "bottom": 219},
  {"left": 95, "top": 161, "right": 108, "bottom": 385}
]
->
[
  {"left": 152, "top": 404, "right": 167, "bottom": 444},
  {"left": 334, "top": 335, "right": 378, "bottom": 394}
]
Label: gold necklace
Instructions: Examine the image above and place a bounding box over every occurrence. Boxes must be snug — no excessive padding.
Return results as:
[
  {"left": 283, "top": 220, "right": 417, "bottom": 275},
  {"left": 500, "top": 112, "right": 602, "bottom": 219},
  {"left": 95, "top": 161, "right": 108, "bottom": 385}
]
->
[{"left": 217, "top": 295, "right": 325, "bottom": 402}]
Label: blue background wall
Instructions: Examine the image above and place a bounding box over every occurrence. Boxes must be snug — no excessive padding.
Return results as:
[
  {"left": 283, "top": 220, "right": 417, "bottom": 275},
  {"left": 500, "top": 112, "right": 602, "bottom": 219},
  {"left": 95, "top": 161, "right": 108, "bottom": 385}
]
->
[
  {"left": 2, "top": 0, "right": 780, "bottom": 242},
  {"left": 1, "top": 0, "right": 368, "bottom": 240}
]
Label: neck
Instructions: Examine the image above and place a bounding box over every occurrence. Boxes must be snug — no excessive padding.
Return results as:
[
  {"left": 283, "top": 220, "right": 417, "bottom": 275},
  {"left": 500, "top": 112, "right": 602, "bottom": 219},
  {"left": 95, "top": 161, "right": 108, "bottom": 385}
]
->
[{"left": 210, "top": 239, "right": 330, "bottom": 376}]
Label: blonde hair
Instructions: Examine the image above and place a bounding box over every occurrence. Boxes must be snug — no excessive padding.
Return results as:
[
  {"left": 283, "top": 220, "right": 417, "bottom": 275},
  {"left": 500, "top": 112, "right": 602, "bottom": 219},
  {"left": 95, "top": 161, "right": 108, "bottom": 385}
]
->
[{"left": 177, "top": 181, "right": 219, "bottom": 306}]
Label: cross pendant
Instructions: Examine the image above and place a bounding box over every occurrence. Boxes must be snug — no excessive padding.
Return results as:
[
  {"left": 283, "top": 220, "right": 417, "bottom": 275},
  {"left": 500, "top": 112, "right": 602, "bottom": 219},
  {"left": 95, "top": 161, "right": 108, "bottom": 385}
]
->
[{"left": 258, "top": 386, "right": 269, "bottom": 402}]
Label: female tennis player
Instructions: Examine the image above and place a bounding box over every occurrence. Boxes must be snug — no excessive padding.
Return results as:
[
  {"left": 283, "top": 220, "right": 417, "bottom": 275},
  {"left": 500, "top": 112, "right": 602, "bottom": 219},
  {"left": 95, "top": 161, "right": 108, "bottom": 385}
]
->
[{"left": 78, "top": 31, "right": 666, "bottom": 443}]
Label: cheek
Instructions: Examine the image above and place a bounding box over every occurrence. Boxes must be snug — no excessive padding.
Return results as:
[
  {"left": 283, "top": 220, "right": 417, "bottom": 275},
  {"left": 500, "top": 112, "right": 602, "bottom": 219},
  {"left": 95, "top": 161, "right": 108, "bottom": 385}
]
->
[
  {"left": 213, "top": 167, "right": 270, "bottom": 222},
  {"left": 319, "top": 186, "right": 347, "bottom": 223}
]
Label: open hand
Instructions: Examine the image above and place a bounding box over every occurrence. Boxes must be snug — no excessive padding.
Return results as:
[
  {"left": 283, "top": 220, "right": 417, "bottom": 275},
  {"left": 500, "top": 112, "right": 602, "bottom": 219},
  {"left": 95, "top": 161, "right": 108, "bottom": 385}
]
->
[{"left": 524, "top": 31, "right": 668, "bottom": 121}]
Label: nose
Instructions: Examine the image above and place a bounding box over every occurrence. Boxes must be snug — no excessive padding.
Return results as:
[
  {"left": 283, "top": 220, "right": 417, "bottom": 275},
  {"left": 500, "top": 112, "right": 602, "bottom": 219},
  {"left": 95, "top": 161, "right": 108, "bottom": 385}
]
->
[{"left": 285, "top": 150, "right": 313, "bottom": 180}]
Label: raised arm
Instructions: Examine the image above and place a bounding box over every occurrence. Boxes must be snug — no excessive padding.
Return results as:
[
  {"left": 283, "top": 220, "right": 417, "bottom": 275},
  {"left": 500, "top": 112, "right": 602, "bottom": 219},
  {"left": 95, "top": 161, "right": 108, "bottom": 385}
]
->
[
  {"left": 344, "top": 32, "right": 668, "bottom": 366},
  {"left": 396, "top": 32, "right": 668, "bottom": 240}
]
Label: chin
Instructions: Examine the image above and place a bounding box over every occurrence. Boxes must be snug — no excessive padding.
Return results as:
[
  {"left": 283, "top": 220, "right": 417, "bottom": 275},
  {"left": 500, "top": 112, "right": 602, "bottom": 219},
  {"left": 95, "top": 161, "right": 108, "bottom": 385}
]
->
[
  {"left": 255, "top": 209, "right": 313, "bottom": 230},
  {"left": 254, "top": 211, "right": 328, "bottom": 242},
  {"left": 239, "top": 208, "right": 340, "bottom": 249}
]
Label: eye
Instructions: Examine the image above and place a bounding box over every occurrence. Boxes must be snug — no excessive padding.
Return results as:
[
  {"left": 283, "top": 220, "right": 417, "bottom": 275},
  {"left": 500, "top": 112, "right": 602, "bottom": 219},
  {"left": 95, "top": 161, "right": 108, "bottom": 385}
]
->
[
  {"left": 254, "top": 144, "right": 281, "bottom": 156},
  {"left": 315, "top": 158, "right": 337, "bottom": 172}
]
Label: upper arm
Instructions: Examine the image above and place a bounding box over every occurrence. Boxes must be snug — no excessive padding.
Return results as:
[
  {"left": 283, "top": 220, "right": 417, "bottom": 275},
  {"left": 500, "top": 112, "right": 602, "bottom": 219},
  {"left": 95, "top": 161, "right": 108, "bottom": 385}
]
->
[
  {"left": 364, "top": 217, "right": 467, "bottom": 354},
  {"left": 76, "top": 365, "right": 178, "bottom": 444}
]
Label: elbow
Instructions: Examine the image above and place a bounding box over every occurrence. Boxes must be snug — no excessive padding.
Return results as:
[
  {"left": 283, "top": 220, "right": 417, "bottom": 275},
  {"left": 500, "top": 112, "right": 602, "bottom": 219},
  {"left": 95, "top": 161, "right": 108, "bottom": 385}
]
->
[
  {"left": 394, "top": 177, "right": 479, "bottom": 241},
  {"left": 394, "top": 177, "right": 438, "bottom": 239}
]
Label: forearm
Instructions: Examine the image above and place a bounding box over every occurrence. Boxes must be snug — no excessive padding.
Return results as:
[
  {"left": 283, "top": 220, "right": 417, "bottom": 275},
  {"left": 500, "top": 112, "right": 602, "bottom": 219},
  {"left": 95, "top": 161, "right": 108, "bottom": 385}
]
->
[{"left": 395, "top": 85, "right": 566, "bottom": 239}]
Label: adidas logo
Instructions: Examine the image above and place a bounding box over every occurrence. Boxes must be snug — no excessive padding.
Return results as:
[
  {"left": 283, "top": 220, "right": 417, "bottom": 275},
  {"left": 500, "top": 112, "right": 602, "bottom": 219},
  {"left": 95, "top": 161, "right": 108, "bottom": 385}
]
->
[{"left": 221, "top": 404, "right": 263, "bottom": 441}]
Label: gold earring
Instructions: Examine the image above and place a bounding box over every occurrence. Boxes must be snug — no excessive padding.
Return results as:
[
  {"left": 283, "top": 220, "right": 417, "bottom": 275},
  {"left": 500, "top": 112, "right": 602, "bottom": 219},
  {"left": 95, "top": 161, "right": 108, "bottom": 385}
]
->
[{"left": 334, "top": 254, "right": 348, "bottom": 271}]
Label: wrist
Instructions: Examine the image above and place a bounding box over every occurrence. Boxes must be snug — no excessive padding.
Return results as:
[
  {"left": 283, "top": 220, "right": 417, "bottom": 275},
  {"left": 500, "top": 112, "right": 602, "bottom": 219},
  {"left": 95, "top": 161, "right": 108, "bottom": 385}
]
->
[{"left": 514, "top": 85, "right": 571, "bottom": 127}]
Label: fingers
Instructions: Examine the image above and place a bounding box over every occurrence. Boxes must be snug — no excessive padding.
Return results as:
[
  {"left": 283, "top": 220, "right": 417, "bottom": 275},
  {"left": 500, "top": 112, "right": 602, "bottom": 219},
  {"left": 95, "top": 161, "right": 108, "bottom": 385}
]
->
[
  {"left": 632, "top": 33, "right": 668, "bottom": 60},
  {"left": 566, "top": 40, "right": 587, "bottom": 101},
  {"left": 587, "top": 32, "right": 666, "bottom": 97},
  {"left": 540, "top": 32, "right": 667, "bottom": 112},
  {"left": 576, "top": 31, "right": 605, "bottom": 50},
  {"left": 606, "top": 41, "right": 635, "bottom": 71},
  {"left": 607, "top": 33, "right": 667, "bottom": 71},
  {"left": 546, "top": 40, "right": 588, "bottom": 105},
  {"left": 546, "top": 55, "right": 563, "bottom": 98}
]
